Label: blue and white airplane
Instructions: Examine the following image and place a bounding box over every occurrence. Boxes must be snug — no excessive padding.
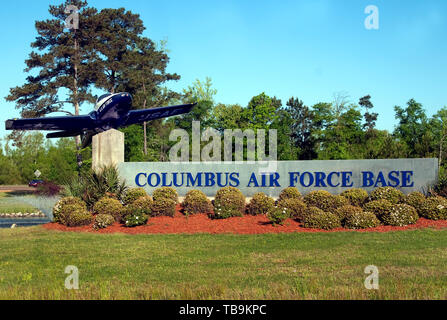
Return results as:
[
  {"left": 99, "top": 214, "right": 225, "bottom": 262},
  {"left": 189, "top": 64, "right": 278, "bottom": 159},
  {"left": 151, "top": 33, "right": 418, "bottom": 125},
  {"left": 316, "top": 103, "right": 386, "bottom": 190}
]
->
[{"left": 5, "top": 93, "right": 195, "bottom": 148}]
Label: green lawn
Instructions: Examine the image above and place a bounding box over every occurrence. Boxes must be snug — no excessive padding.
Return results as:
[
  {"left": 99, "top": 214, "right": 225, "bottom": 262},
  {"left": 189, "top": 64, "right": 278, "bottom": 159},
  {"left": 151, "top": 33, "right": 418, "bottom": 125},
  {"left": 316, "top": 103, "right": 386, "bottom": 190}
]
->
[
  {"left": 0, "top": 192, "right": 38, "bottom": 214},
  {"left": 0, "top": 227, "right": 446, "bottom": 300}
]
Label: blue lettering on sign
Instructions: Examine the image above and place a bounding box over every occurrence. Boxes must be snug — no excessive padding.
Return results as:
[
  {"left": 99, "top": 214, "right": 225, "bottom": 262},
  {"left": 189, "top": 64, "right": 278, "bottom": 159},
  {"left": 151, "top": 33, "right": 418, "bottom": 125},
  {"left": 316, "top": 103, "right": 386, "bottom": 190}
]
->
[
  {"left": 173, "top": 173, "right": 184, "bottom": 187},
  {"left": 402, "top": 171, "right": 414, "bottom": 187},
  {"left": 270, "top": 173, "right": 281, "bottom": 187},
  {"left": 205, "top": 173, "right": 216, "bottom": 187},
  {"left": 341, "top": 172, "right": 353, "bottom": 188},
  {"left": 135, "top": 173, "right": 147, "bottom": 187},
  {"left": 134, "top": 169, "right": 416, "bottom": 190},
  {"left": 387, "top": 171, "right": 400, "bottom": 187},
  {"left": 374, "top": 172, "right": 387, "bottom": 188},
  {"left": 247, "top": 173, "right": 259, "bottom": 187},
  {"left": 315, "top": 172, "right": 327, "bottom": 188},
  {"left": 229, "top": 172, "right": 240, "bottom": 187},
  {"left": 300, "top": 172, "right": 314, "bottom": 187},
  {"left": 361, "top": 171, "right": 415, "bottom": 188},
  {"left": 187, "top": 173, "right": 203, "bottom": 187},
  {"left": 162, "top": 173, "right": 173, "bottom": 187},
  {"left": 148, "top": 173, "right": 161, "bottom": 187},
  {"left": 327, "top": 172, "right": 340, "bottom": 187},
  {"left": 289, "top": 172, "right": 300, "bottom": 187},
  {"left": 217, "top": 173, "right": 229, "bottom": 188},
  {"left": 362, "top": 171, "right": 375, "bottom": 187},
  {"left": 247, "top": 173, "right": 281, "bottom": 187}
]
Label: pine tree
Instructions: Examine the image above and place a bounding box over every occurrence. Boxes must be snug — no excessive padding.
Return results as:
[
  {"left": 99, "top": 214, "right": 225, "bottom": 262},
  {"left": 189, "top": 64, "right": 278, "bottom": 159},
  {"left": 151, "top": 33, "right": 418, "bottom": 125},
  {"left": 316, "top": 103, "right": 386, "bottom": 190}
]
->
[
  {"left": 121, "top": 37, "right": 181, "bottom": 156},
  {"left": 88, "top": 8, "right": 181, "bottom": 156},
  {"left": 6, "top": 3, "right": 181, "bottom": 162},
  {"left": 286, "top": 97, "right": 316, "bottom": 160},
  {"left": 359, "top": 95, "right": 378, "bottom": 131},
  {"left": 5, "top": 0, "right": 97, "bottom": 165}
]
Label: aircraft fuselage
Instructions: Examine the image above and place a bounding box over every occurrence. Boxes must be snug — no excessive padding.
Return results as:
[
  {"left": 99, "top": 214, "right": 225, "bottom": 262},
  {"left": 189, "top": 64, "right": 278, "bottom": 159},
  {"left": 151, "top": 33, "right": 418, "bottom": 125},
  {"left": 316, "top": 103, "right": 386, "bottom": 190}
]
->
[
  {"left": 90, "top": 92, "right": 133, "bottom": 134},
  {"left": 5, "top": 92, "right": 196, "bottom": 148}
]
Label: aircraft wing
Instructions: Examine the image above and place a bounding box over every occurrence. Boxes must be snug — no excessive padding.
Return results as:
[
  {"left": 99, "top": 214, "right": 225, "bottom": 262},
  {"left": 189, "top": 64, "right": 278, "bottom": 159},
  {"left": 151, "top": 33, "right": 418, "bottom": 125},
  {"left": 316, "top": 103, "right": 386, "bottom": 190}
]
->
[
  {"left": 122, "top": 103, "right": 196, "bottom": 127},
  {"left": 5, "top": 115, "right": 96, "bottom": 132}
]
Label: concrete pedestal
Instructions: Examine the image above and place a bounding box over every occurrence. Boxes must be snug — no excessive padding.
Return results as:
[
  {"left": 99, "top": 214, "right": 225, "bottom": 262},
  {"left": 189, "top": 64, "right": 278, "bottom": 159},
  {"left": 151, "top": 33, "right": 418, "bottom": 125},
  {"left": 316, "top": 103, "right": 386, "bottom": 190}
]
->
[{"left": 92, "top": 129, "right": 125, "bottom": 172}]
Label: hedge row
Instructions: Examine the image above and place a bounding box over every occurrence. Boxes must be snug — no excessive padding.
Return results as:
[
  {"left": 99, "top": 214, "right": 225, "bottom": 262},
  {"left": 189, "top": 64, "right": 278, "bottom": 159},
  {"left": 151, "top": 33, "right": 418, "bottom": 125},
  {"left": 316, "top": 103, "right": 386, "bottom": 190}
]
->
[{"left": 53, "top": 186, "right": 447, "bottom": 231}]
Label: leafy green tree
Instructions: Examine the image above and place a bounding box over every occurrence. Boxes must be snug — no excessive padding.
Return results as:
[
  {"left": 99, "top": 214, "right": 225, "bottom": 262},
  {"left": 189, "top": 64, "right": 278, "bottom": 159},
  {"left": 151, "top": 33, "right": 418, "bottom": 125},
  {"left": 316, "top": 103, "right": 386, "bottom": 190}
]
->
[
  {"left": 4, "top": 133, "right": 47, "bottom": 182},
  {"left": 212, "top": 103, "right": 246, "bottom": 133},
  {"left": 174, "top": 78, "right": 217, "bottom": 131},
  {"left": 428, "top": 107, "right": 447, "bottom": 168},
  {"left": 120, "top": 125, "right": 145, "bottom": 162},
  {"left": 243, "top": 93, "right": 281, "bottom": 130},
  {"left": 0, "top": 144, "right": 23, "bottom": 185},
  {"left": 311, "top": 102, "right": 363, "bottom": 160},
  {"left": 394, "top": 99, "right": 429, "bottom": 157},
  {"left": 361, "top": 129, "right": 407, "bottom": 159},
  {"left": 41, "top": 139, "right": 78, "bottom": 183}
]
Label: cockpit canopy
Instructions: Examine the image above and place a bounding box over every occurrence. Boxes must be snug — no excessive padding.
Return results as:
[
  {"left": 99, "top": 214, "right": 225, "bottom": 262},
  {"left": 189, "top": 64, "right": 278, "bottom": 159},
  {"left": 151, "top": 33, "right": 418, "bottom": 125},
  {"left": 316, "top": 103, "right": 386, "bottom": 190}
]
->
[{"left": 95, "top": 93, "right": 113, "bottom": 110}]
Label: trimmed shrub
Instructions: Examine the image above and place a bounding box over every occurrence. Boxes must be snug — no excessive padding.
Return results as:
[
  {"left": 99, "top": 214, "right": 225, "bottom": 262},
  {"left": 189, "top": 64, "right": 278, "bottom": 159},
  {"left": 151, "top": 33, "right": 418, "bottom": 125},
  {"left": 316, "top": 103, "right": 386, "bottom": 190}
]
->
[
  {"left": 53, "top": 197, "right": 87, "bottom": 225},
  {"left": 93, "top": 197, "right": 125, "bottom": 222},
  {"left": 303, "top": 211, "right": 341, "bottom": 230},
  {"left": 419, "top": 197, "right": 447, "bottom": 220},
  {"left": 381, "top": 204, "right": 419, "bottom": 226},
  {"left": 302, "top": 206, "right": 325, "bottom": 221},
  {"left": 344, "top": 212, "right": 380, "bottom": 229},
  {"left": 151, "top": 198, "right": 177, "bottom": 217},
  {"left": 334, "top": 205, "right": 363, "bottom": 223},
  {"left": 304, "top": 191, "right": 347, "bottom": 211},
  {"left": 340, "top": 188, "right": 369, "bottom": 206},
  {"left": 363, "top": 199, "right": 393, "bottom": 218},
  {"left": 278, "top": 187, "right": 302, "bottom": 201},
  {"left": 153, "top": 187, "right": 179, "bottom": 203},
  {"left": 403, "top": 192, "right": 426, "bottom": 213},
  {"left": 267, "top": 207, "right": 290, "bottom": 226},
  {"left": 123, "top": 188, "right": 147, "bottom": 205},
  {"left": 93, "top": 214, "right": 115, "bottom": 230},
  {"left": 212, "top": 187, "right": 246, "bottom": 219},
  {"left": 123, "top": 210, "right": 148, "bottom": 228},
  {"left": 304, "top": 190, "right": 332, "bottom": 211},
  {"left": 332, "top": 195, "right": 350, "bottom": 208},
  {"left": 434, "top": 171, "right": 447, "bottom": 198},
  {"left": 127, "top": 196, "right": 153, "bottom": 217},
  {"left": 369, "top": 187, "right": 404, "bottom": 204},
  {"left": 278, "top": 198, "right": 307, "bottom": 220},
  {"left": 64, "top": 205, "right": 92, "bottom": 227},
  {"left": 182, "top": 190, "right": 213, "bottom": 215},
  {"left": 246, "top": 193, "right": 275, "bottom": 215}
]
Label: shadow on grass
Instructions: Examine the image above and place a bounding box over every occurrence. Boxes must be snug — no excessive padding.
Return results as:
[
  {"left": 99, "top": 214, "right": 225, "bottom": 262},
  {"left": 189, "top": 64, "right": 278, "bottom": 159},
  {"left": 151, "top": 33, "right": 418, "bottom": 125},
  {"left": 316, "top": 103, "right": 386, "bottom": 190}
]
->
[{"left": 3, "top": 191, "right": 35, "bottom": 197}]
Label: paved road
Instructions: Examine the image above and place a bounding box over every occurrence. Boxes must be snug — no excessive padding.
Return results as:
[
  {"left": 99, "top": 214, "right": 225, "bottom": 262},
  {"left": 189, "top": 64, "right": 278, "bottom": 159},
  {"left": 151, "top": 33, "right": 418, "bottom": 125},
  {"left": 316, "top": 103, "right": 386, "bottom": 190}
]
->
[{"left": 0, "top": 185, "right": 34, "bottom": 192}]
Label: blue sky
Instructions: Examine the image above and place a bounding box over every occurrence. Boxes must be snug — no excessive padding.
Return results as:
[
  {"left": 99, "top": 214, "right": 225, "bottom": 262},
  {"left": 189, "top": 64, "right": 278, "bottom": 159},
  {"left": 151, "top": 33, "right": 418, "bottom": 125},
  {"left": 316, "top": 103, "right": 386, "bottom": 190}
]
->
[{"left": 0, "top": 0, "right": 446, "bottom": 140}]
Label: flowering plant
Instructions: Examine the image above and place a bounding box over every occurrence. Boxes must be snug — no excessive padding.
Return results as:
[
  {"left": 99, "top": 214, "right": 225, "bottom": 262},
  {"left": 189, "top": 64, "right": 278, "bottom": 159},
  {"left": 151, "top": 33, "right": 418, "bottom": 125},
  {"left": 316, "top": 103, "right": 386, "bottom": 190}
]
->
[
  {"left": 123, "top": 211, "right": 148, "bottom": 227},
  {"left": 267, "top": 206, "right": 290, "bottom": 226}
]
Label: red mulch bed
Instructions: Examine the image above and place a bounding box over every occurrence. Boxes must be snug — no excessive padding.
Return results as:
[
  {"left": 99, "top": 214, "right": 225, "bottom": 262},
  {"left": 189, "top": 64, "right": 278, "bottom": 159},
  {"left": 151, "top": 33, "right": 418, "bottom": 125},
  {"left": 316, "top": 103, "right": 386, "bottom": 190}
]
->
[{"left": 42, "top": 205, "right": 447, "bottom": 235}]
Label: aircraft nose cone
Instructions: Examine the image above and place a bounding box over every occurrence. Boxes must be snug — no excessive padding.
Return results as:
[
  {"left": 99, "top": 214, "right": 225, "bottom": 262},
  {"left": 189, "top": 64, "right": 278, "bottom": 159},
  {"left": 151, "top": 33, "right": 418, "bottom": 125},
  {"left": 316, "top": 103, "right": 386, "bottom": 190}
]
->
[{"left": 5, "top": 120, "right": 13, "bottom": 130}]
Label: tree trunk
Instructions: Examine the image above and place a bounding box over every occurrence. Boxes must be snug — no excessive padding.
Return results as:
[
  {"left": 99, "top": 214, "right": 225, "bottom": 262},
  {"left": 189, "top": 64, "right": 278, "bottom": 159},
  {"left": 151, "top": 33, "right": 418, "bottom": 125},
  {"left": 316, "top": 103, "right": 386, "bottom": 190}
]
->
[
  {"left": 142, "top": 80, "right": 148, "bottom": 156},
  {"left": 440, "top": 135, "right": 445, "bottom": 171},
  {"left": 143, "top": 121, "right": 148, "bottom": 156},
  {"left": 73, "top": 35, "right": 83, "bottom": 171}
]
